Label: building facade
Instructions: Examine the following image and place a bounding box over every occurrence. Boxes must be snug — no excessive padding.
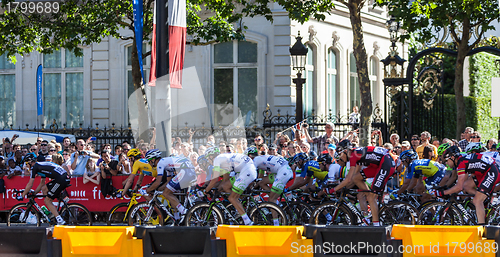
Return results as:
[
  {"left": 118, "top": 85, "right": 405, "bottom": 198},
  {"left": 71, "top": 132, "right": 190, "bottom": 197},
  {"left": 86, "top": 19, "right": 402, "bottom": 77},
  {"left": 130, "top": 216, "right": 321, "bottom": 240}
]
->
[{"left": 0, "top": 3, "right": 396, "bottom": 133}]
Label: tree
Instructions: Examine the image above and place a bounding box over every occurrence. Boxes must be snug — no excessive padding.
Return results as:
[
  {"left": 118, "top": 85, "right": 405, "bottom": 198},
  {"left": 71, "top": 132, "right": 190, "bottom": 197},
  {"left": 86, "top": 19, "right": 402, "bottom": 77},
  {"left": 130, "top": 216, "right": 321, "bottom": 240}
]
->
[
  {"left": 376, "top": 0, "right": 500, "bottom": 139},
  {"left": 1, "top": 0, "right": 381, "bottom": 145}
]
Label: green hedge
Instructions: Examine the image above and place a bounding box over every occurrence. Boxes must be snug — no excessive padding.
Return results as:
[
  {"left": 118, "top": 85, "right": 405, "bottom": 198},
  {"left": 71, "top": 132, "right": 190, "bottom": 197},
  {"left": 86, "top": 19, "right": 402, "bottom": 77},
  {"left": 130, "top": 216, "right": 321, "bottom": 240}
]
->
[{"left": 469, "top": 52, "right": 498, "bottom": 98}]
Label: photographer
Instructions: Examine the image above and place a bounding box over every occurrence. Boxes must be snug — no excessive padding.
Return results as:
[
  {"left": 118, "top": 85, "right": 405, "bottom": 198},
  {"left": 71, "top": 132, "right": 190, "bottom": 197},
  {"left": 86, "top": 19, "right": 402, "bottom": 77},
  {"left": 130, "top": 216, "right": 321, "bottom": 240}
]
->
[
  {"left": 371, "top": 129, "right": 384, "bottom": 147},
  {"left": 3, "top": 134, "right": 18, "bottom": 158},
  {"left": 70, "top": 139, "right": 100, "bottom": 176},
  {"left": 99, "top": 150, "right": 120, "bottom": 197}
]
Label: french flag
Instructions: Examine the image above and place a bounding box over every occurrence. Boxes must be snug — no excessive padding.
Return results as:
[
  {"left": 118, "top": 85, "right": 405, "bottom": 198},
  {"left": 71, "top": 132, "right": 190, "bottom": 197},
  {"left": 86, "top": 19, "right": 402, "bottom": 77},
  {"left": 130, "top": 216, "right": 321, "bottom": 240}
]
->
[
  {"left": 149, "top": 0, "right": 186, "bottom": 88},
  {"left": 168, "top": 0, "right": 186, "bottom": 88}
]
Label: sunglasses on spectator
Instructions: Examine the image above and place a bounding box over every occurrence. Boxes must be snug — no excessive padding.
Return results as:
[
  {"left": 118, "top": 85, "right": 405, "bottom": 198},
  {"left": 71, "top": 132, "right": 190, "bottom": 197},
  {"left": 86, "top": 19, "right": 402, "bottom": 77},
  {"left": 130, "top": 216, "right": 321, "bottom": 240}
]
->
[
  {"left": 63, "top": 153, "right": 69, "bottom": 156},
  {"left": 394, "top": 146, "right": 402, "bottom": 149},
  {"left": 411, "top": 138, "right": 419, "bottom": 141},
  {"left": 123, "top": 148, "right": 130, "bottom": 151},
  {"left": 49, "top": 149, "right": 56, "bottom": 152},
  {"left": 41, "top": 144, "right": 48, "bottom": 146},
  {"left": 471, "top": 136, "right": 480, "bottom": 139},
  {"left": 254, "top": 138, "right": 262, "bottom": 141}
]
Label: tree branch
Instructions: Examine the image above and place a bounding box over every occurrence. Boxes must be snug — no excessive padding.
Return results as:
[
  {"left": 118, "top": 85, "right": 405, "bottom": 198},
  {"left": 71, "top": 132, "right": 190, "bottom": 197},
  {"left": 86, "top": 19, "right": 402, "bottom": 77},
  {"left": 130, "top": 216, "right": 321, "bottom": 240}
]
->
[
  {"left": 142, "top": 50, "right": 151, "bottom": 59},
  {"left": 120, "top": 36, "right": 134, "bottom": 41}
]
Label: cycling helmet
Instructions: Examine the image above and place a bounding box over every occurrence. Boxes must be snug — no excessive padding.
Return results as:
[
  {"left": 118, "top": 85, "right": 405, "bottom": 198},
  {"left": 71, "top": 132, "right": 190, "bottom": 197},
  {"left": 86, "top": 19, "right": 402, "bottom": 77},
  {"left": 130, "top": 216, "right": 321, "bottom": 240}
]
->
[
  {"left": 126, "top": 148, "right": 142, "bottom": 158},
  {"left": 294, "top": 152, "right": 308, "bottom": 161},
  {"left": 443, "top": 145, "right": 461, "bottom": 160},
  {"left": 437, "top": 143, "right": 451, "bottom": 156},
  {"left": 336, "top": 140, "right": 352, "bottom": 152},
  {"left": 23, "top": 153, "right": 36, "bottom": 163},
  {"left": 308, "top": 150, "right": 318, "bottom": 161},
  {"left": 317, "top": 153, "right": 333, "bottom": 165},
  {"left": 244, "top": 146, "right": 258, "bottom": 156},
  {"left": 197, "top": 155, "right": 208, "bottom": 164},
  {"left": 399, "top": 149, "right": 418, "bottom": 162},
  {"left": 205, "top": 147, "right": 220, "bottom": 157},
  {"left": 145, "top": 149, "right": 162, "bottom": 160},
  {"left": 465, "top": 142, "right": 484, "bottom": 154}
]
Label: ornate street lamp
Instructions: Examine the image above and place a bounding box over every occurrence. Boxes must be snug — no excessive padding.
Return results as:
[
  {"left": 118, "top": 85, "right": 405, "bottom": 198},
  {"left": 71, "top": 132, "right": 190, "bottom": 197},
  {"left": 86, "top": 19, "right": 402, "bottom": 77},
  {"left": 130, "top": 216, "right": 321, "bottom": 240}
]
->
[
  {"left": 381, "top": 17, "right": 405, "bottom": 79},
  {"left": 289, "top": 32, "right": 308, "bottom": 122}
]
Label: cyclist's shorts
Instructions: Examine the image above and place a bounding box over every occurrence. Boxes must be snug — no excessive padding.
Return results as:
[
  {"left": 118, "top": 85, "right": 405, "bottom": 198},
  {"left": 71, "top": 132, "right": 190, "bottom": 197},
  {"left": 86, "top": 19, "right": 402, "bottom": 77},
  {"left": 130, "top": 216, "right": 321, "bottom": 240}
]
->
[
  {"left": 476, "top": 165, "right": 500, "bottom": 196},
  {"left": 364, "top": 155, "right": 395, "bottom": 192},
  {"left": 425, "top": 173, "right": 444, "bottom": 187},
  {"left": 270, "top": 166, "right": 293, "bottom": 194},
  {"left": 231, "top": 164, "right": 257, "bottom": 195},
  {"left": 167, "top": 168, "right": 197, "bottom": 193},
  {"left": 47, "top": 174, "right": 70, "bottom": 200}
]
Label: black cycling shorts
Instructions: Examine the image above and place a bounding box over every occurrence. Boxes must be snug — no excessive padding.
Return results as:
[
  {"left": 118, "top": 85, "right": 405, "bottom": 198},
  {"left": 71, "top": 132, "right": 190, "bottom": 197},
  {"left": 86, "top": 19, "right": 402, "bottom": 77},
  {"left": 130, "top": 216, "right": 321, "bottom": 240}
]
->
[
  {"left": 477, "top": 165, "right": 500, "bottom": 196},
  {"left": 46, "top": 175, "right": 70, "bottom": 199}
]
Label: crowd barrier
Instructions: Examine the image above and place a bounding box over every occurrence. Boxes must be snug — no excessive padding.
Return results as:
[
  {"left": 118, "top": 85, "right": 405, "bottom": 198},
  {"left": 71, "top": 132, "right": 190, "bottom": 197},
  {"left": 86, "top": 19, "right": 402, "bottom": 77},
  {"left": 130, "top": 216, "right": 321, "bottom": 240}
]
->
[
  {"left": 0, "top": 175, "right": 153, "bottom": 212},
  {"left": 0, "top": 227, "right": 62, "bottom": 257},
  {"left": 216, "top": 225, "right": 313, "bottom": 257},
  {"left": 391, "top": 225, "right": 495, "bottom": 257},
  {"left": 5, "top": 225, "right": 500, "bottom": 257}
]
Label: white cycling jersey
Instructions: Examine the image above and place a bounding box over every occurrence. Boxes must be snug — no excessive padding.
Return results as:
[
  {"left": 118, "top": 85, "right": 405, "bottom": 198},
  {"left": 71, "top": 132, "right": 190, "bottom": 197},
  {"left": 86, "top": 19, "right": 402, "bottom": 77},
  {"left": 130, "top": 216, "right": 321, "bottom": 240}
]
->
[
  {"left": 213, "top": 153, "right": 253, "bottom": 175},
  {"left": 253, "top": 155, "right": 288, "bottom": 174},
  {"left": 156, "top": 156, "right": 194, "bottom": 177}
]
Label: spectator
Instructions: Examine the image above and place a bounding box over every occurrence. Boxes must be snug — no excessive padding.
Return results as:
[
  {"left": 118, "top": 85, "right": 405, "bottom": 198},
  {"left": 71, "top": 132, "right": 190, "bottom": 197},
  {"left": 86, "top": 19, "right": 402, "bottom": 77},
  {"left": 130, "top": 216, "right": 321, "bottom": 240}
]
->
[
  {"left": 268, "top": 144, "right": 278, "bottom": 156},
  {"left": 260, "top": 143, "right": 269, "bottom": 155},
  {"left": 327, "top": 144, "right": 336, "bottom": 160},
  {"left": 389, "top": 133, "right": 400, "bottom": 146},
  {"left": 349, "top": 106, "right": 360, "bottom": 124},
  {"left": 35, "top": 137, "right": 43, "bottom": 149},
  {"left": 178, "top": 142, "right": 191, "bottom": 157},
  {"left": 393, "top": 143, "right": 403, "bottom": 156},
  {"left": 410, "top": 135, "right": 420, "bottom": 150},
  {"left": 190, "top": 152, "right": 199, "bottom": 168},
  {"left": 48, "top": 145, "right": 57, "bottom": 159},
  {"left": 13, "top": 150, "right": 23, "bottom": 167},
  {"left": 487, "top": 138, "right": 498, "bottom": 151},
  {"left": 3, "top": 140, "right": 14, "bottom": 158},
  {"left": 254, "top": 134, "right": 264, "bottom": 149},
  {"left": 122, "top": 143, "right": 131, "bottom": 156},
  {"left": 225, "top": 144, "right": 234, "bottom": 153},
  {"left": 240, "top": 137, "right": 248, "bottom": 153},
  {"left": 51, "top": 153, "right": 64, "bottom": 166},
  {"left": 114, "top": 145, "right": 123, "bottom": 159},
  {"left": 206, "top": 134, "right": 215, "bottom": 147},
  {"left": 21, "top": 146, "right": 28, "bottom": 157},
  {"left": 118, "top": 153, "right": 131, "bottom": 175},
  {"left": 55, "top": 143, "right": 62, "bottom": 155},
  {"left": 431, "top": 137, "right": 440, "bottom": 148},
  {"left": 29, "top": 145, "right": 38, "bottom": 154},
  {"left": 401, "top": 141, "right": 411, "bottom": 151},
  {"left": 274, "top": 132, "right": 291, "bottom": 153},
  {"left": 37, "top": 140, "right": 50, "bottom": 161},
  {"left": 70, "top": 139, "right": 100, "bottom": 176},
  {"left": 83, "top": 158, "right": 100, "bottom": 185},
  {"left": 6, "top": 157, "right": 22, "bottom": 178},
  {"left": 470, "top": 132, "right": 481, "bottom": 143},
  {"left": 235, "top": 138, "right": 245, "bottom": 154},
  {"left": 12, "top": 144, "right": 20, "bottom": 152},
  {"left": 370, "top": 130, "right": 383, "bottom": 147},
  {"left": 285, "top": 143, "right": 297, "bottom": 159},
  {"left": 198, "top": 145, "right": 206, "bottom": 156},
  {"left": 451, "top": 139, "right": 459, "bottom": 147},
  {"left": 416, "top": 131, "right": 438, "bottom": 161},
  {"left": 442, "top": 138, "right": 452, "bottom": 145},
  {"left": 99, "top": 150, "right": 120, "bottom": 197},
  {"left": 303, "top": 122, "right": 339, "bottom": 153},
  {"left": 422, "top": 145, "right": 435, "bottom": 160},
  {"left": 458, "top": 127, "right": 474, "bottom": 151},
  {"left": 62, "top": 137, "right": 71, "bottom": 151},
  {"left": 138, "top": 143, "right": 149, "bottom": 157},
  {"left": 69, "top": 143, "right": 77, "bottom": 153}
]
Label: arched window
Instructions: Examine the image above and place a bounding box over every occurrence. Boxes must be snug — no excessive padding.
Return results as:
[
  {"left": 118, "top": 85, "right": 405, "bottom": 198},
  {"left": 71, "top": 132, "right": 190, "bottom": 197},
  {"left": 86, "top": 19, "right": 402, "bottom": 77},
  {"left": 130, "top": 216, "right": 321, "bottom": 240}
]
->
[
  {"left": 327, "top": 49, "right": 338, "bottom": 115},
  {"left": 304, "top": 44, "right": 315, "bottom": 116},
  {"left": 213, "top": 40, "right": 258, "bottom": 126},
  {"left": 349, "top": 53, "right": 361, "bottom": 111}
]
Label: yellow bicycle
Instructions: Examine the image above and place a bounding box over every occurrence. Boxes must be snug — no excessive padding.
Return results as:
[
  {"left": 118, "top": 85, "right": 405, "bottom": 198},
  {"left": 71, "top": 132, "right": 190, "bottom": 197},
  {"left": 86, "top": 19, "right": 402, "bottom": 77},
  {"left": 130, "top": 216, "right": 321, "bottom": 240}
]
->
[{"left": 106, "top": 190, "right": 168, "bottom": 226}]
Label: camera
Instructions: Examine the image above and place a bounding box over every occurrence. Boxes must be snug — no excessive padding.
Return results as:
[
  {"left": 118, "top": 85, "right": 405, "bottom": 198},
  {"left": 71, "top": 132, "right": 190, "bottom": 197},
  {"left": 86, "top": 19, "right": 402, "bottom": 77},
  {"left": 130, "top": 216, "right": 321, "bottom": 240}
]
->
[
  {"left": 79, "top": 151, "right": 86, "bottom": 155},
  {"left": 102, "top": 162, "right": 108, "bottom": 167}
]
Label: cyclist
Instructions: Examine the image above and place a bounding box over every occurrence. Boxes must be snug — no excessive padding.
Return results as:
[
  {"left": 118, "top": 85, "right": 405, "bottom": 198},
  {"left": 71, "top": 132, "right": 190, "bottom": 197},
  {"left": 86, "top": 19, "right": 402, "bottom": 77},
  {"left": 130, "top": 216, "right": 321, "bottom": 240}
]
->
[
  {"left": 210, "top": 150, "right": 258, "bottom": 225},
  {"left": 202, "top": 147, "right": 223, "bottom": 193},
  {"left": 433, "top": 145, "right": 500, "bottom": 225},
  {"left": 403, "top": 151, "right": 447, "bottom": 201},
  {"left": 17, "top": 154, "right": 71, "bottom": 225},
  {"left": 288, "top": 152, "right": 318, "bottom": 191},
  {"left": 395, "top": 150, "right": 419, "bottom": 195},
  {"left": 121, "top": 148, "right": 157, "bottom": 199},
  {"left": 331, "top": 139, "right": 395, "bottom": 226},
  {"left": 146, "top": 149, "right": 196, "bottom": 222}
]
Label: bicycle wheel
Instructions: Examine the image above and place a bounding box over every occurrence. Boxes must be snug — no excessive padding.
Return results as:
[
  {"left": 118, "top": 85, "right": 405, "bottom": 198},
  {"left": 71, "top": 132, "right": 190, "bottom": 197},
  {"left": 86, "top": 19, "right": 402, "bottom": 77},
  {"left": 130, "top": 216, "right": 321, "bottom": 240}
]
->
[
  {"left": 379, "top": 201, "right": 418, "bottom": 225},
  {"left": 417, "top": 202, "right": 463, "bottom": 225},
  {"left": 487, "top": 204, "right": 500, "bottom": 225},
  {"left": 7, "top": 203, "right": 40, "bottom": 227},
  {"left": 128, "top": 202, "right": 164, "bottom": 226},
  {"left": 107, "top": 202, "right": 134, "bottom": 226},
  {"left": 248, "top": 202, "right": 288, "bottom": 225},
  {"left": 184, "top": 202, "right": 224, "bottom": 227},
  {"left": 309, "top": 202, "right": 354, "bottom": 225},
  {"left": 283, "top": 201, "right": 313, "bottom": 225},
  {"left": 61, "top": 203, "right": 92, "bottom": 226},
  {"left": 223, "top": 203, "right": 244, "bottom": 225}
]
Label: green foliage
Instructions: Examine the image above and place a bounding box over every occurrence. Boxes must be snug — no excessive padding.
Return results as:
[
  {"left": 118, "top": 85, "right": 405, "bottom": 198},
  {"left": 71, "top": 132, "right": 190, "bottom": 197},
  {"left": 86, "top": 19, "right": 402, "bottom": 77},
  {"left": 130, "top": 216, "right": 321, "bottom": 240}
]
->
[{"left": 469, "top": 52, "right": 498, "bottom": 98}]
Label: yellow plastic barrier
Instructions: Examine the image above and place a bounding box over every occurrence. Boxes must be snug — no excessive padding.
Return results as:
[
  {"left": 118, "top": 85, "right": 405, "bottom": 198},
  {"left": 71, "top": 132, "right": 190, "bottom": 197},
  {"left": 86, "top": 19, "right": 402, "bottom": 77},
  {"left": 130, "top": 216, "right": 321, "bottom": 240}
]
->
[
  {"left": 391, "top": 225, "right": 495, "bottom": 257},
  {"left": 216, "top": 225, "right": 313, "bottom": 257},
  {"left": 52, "top": 226, "right": 142, "bottom": 257}
]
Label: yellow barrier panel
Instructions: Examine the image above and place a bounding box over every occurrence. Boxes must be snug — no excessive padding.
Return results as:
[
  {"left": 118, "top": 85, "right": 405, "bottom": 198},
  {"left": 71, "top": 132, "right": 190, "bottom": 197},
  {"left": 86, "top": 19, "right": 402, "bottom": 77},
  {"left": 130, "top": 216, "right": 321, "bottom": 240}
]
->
[
  {"left": 216, "top": 225, "right": 313, "bottom": 257},
  {"left": 391, "top": 225, "right": 495, "bottom": 257},
  {"left": 52, "top": 226, "right": 143, "bottom": 257}
]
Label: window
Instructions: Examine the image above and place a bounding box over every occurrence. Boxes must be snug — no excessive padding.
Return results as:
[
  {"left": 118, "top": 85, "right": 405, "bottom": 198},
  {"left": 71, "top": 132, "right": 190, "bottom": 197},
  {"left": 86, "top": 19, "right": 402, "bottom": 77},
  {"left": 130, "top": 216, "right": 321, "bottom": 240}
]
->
[
  {"left": 0, "top": 54, "right": 16, "bottom": 128},
  {"left": 327, "top": 49, "right": 337, "bottom": 115},
  {"left": 349, "top": 53, "right": 361, "bottom": 110},
  {"left": 369, "top": 57, "right": 378, "bottom": 104},
  {"left": 213, "top": 41, "right": 258, "bottom": 126},
  {"left": 304, "top": 44, "right": 315, "bottom": 116},
  {"left": 43, "top": 49, "right": 84, "bottom": 127}
]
